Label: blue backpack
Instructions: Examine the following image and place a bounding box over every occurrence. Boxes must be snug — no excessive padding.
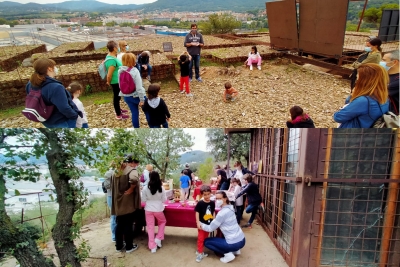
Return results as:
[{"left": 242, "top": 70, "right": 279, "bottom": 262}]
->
[{"left": 98, "top": 58, "right": 113, "bottom": 80}]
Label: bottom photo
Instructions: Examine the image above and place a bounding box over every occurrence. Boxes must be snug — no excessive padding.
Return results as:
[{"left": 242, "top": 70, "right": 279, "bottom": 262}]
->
[{"left": 0, "top": 128, "right": 399, "bottom": 267}]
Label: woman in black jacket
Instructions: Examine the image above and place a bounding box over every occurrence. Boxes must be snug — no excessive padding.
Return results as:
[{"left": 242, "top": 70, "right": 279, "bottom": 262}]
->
[{"left": 236, "top": 174, "right": 263, "bottom": 229}]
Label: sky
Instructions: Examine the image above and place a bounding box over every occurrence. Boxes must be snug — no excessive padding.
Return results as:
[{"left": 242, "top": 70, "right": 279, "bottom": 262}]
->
[
  {"left": 183, "top": 128, "right": 208, "bottom": 152},
  {"left": 1, "top": 0, "right": 157, "bottom": 4}
]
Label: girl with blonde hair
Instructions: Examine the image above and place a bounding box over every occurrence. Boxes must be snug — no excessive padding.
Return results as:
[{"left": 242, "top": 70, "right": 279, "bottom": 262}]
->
[{"left": 334, "top": 63, "right": 389, "bottom": 128}]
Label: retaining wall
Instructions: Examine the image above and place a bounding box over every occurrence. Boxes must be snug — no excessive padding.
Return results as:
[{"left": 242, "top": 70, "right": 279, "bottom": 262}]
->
[{"left": 0, "top": 45, "right": 47, "bottom": 71}]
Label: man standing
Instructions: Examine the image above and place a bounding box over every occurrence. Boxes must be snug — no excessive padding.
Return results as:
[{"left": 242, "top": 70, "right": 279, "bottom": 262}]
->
[
  {"left": 184, "top": 23, "right": 204, "bottom": 82},
  {"left": 381, "top": 50, "right": 399, "bottom": 114},
  {"left": 183, "top": 163, "right": 195, "bottom": 200},
  {"left": 136, "top": 51, "right": 152, "bottom": 82}
]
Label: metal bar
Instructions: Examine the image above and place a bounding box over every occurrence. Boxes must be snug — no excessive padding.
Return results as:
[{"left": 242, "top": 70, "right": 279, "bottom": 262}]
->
[
  {"left": 277, "top": 130, "right": 289, "bottom": 237},
  {"left": 227, "top": 133, "right": 231, "bottom": 171},
  {"left": 357, "top": 0, "right": 369, "bottom": 32},
  {"left": 38, "top": 193, "right": 45, "bottom": 243},
  {"left": 380, "top": 131, "right": 400, "bottom": 267},
  {"left": 315, "top": 128, "right": 333, "bottom": 266},
  {"left": 305, "top": 178, "right": 400, "bottom": 184}
]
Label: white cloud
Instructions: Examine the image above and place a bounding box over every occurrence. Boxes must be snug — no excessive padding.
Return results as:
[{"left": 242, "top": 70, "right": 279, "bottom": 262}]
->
[
  {"left": 183, "top": 128, "right": 208, "bottom": 152},
  {"left": 3, "top": 0, "right": 156, "bottom": 5}
]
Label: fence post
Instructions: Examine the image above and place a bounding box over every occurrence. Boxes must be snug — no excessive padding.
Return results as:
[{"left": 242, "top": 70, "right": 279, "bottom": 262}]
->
[
  {"left": 21, "top": 208, "right": 24, "bottom": 224},
  {"left": 103, "top": 256, "right": 107, "bottom": 267},
  {"left": 38, "top": 193, "right": 46, "bottom": 242}
]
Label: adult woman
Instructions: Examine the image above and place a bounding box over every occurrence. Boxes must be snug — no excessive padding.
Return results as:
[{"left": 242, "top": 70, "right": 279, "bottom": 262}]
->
[
  {"left": 200, "top": 191, "right": 245, "bottom": 263},
  {"left": 215, "top": 165, "right": 229, "bottom": 191},
  {"left": 350, "top": 38, "right": 382, "bottom": 90},
  {"left": 118, "top": 53, "right": 148, "bottom": 128},
  {"left": 26, "top": 58, "right": 81, "bottom": 128},
  {"left": 105, "top": 40, "right": 129, "bottom": 120},
  {"left": 111, "top": 155, "right": 141, "bottom": 253},
  {"left": 334, "top": 63, "right": 389, "bottom": 128},
  {"left": 236, "top": 174, "right": 263, "bottom": 229},
  {"left": 142, "top": 171, "right": 167, "bottom": 253}
]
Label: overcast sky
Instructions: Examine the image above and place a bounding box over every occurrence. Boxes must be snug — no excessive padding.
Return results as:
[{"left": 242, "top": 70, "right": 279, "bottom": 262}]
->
[
  {"left": 2, "top": 0, "right": 157, "bottom": 4},
  {"left": 183, "top": 128, "right": 208, "bottom": 152}
]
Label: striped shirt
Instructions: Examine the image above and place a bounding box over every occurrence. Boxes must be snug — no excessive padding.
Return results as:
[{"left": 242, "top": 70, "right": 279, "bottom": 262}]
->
[{"left": 201, "top": 205, "right": 245, "bottom": 244}]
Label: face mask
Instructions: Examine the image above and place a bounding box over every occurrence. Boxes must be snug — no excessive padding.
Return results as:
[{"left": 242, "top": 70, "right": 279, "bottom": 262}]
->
[
  {"left": 126, "top": 45, "right": 130, "bottom": 51},
  {"left": 364, "top": 47, "right": 372, "bottom": 52},
  {"left": 54, "top": 67, "right": 59, "bottom": 75},
  {"left": 216, "top": 199, "right": 223, "bottom": 208},
  {"left": 118, "top": 47, "right": 121, "bottom": 53},
  {"left": 379, "top": 61, "right": 392, "bottom": 71}
]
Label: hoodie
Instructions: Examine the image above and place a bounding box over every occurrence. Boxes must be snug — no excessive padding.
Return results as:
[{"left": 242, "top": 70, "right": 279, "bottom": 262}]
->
[
  {"left": 142, "top": 97, "right": 170, "bottom": 126},
  {"left": 286, "top": 114, "right": 316, "bottom": 128},
  {"left": 237, "top": 182, "right": 262, "bottom": 206},
  {"left": 26, "top": 77, "right": 79, "bottom": 126},
  {"left": 118, "top": 66, "right": 146, "bottom": 102}
]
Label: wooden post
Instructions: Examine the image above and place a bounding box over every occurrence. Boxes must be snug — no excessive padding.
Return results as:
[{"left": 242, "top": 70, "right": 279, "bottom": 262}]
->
[
  {"left": 357, "top": 0, "right": 369, "bottom": 32},
  {"left": 379, "top": 129, "right": 400, "bottom": 267}
]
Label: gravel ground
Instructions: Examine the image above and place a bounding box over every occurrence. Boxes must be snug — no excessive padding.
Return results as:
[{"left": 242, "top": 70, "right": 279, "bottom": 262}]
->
[{"left": 0, "top": 60, "right": 350, "bottom": 128}]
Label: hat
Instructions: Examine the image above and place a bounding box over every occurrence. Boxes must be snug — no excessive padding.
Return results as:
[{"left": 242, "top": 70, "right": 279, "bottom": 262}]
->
[
  {"left": 104, "top": 170, "right": 114, "bottom": 179},
  {"left": 185, "top": 163, "right": 189, "bottom": 168}
]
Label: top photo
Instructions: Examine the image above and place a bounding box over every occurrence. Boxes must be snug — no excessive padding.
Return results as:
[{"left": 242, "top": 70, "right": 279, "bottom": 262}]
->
[{"left": 0, "top": 0, "right": 398, "bottom": 128}]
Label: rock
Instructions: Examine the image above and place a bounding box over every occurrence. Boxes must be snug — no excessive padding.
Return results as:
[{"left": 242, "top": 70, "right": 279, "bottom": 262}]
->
[{"left": 22, "top": 58, "right": 33, "bottom": 67}]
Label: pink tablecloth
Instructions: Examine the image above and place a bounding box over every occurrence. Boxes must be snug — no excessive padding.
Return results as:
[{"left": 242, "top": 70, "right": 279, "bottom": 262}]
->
[{"left": 193, "top": 184, "right": 218, "bottom": 200}]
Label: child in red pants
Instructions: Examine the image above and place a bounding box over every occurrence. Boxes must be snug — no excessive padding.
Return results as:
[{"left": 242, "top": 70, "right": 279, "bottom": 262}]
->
[
  {"left": 195, "top": 185, "right": 215, "bottom": 262},
  {"left": 178, "top": 52, "right": 192, "bottom": 97}
]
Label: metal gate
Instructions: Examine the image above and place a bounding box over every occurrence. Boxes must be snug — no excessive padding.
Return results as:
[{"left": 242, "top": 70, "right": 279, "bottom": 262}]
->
[{"left": 378, "top": 9, "right": 399, "bottom": 42}]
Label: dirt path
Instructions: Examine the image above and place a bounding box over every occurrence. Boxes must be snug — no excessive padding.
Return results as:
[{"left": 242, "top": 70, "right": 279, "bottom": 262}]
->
[{"left": 1, "top": 213, "right": 288, "bottom": 267}]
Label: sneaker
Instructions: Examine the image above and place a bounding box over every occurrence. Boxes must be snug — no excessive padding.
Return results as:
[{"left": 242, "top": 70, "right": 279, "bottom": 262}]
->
[
  {"left": 112, "top": 239, "right": 116, "bottom": 243},
  {"left": 257, "top": 65, "right": 261, "bottom": 70},
  {"left": 196, "top": 77, "right": 203, "bottom": 82},
  {"left": 155, "top": 238, "right": 162, "bottom": 248},
  {"left": 233, "top": 250, "right": 241, "bottom": 255},
  {"left": 120, "top": 109, "right": 129, "bottom": 113},
  {"left": 116, "top": 243, "right": 126, "bottom": 252},
  {"left": 180, "top": 90, "right": 185, "bottom": 94},
  {"left": 241, "top": 223, "right": 252, "bottom": 229},
  {"left": 116, "top": 114, "right": 129, "bottom": 120},
  {"left": 220, "top": 252, "right": 235, "bottom": 263},
  {"left": 186, "top": 93, "right": 193, "bottom": 97},
  {"left": 250, "top": 65, "right": 253, "bottom": 71},
  {"left": 146, "top": 75, "right": 151, "bottom": 82},
  {"left": 196, "top": 252, "right": 208, "bottom": 262},
  {"left": 151, "top": 248, "right": 157, "bottom": 253},
  {"left": 259, "top": 203, "right": 265, "bottom": 213},
  {"left": 126, "top": 244, "right": 138, "bottom": 253}
]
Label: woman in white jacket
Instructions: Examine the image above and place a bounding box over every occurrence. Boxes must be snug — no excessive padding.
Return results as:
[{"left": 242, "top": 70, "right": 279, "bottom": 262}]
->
[
  {"left": 142, "top": 171, "right": 167, "bottom": 253},
  {"left": 118, "top": 53, "right": 149, "bottom": 128}
]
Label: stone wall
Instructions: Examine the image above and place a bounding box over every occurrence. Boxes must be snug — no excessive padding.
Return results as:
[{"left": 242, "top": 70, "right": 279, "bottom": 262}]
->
[{"left": 0, "top": 45, "right": 47, "bottom": 71}]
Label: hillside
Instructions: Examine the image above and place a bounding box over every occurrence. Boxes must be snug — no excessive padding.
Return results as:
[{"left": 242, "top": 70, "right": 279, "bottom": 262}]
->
[
  {"left": 143, "top": 0, "right": 265, "bottom": 12},
  {"left": 180, "top": 150, "right": 213, "bottom": 165}
]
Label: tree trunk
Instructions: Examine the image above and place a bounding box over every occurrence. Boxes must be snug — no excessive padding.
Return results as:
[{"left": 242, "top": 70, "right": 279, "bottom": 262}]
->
[
  {"left": 0, "top": 175, "right": 56, "bottom": 267},
  {"left": 40, "top": 130, "right": 82, "bottom": 267},
  {"left": 162, "top": 132, "right": 171, "bottom": 181}
]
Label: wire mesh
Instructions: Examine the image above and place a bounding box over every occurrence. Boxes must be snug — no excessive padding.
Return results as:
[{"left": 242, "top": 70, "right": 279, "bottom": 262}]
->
[{"left": 319, "top": 129, "right": 400, "bottom": 267}]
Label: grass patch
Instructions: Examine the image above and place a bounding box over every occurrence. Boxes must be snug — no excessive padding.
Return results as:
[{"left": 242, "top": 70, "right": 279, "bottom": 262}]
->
[
  {"left": 74, "top": 196, "right": 108, "bottom": 226},
  {"left": 0, "top": 106, "right": 24, "bottom": 120}
]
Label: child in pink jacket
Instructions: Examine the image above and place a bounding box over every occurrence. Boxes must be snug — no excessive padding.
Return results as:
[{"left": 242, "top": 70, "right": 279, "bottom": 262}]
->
[{"left": 244, "top": 46, "right": 262, "bottom": 70}]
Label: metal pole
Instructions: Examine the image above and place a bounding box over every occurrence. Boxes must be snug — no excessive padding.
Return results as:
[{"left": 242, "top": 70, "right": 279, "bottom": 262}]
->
[
  {"left": 357, "top": 0, "right": 369, "bottom": 32},
  {"left": 38, "top": 193, "right": 45, "bottom": 242},
  {"left": 21, "top": 208, "right": 24, "bottom": 224},
  {"left": 227, "top": 133, "right": 231, "bottom": 170}
]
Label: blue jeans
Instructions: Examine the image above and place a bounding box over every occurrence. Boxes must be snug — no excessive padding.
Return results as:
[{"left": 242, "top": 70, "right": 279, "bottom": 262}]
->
[
  {"left": 204, "top": 237, "right": 245, "bottom": 255},
  {"left": 123, "top": 96, "right": 150, "bottom": 128},
  {"left": 220, "top": 181, "right": 229, "bottom": 191},
  {"left": 235, "top": 205, "right": 243, "bottom": 224},
  {"left": 82, "top": 123, "right": 89, "bottom": 128},
  {"left": 136, "top": 64, "right": 152, "bottom": 77},
  {"left": 107, "top": 196, "right": 117, "bottom": 241},
  {"left": 43, "top": 119, "right": 76, "bottom": 128},
  {"left": 189, "top": 54, "right": 200, "bottom": 80},
  {"left": 149, "top": 122, "right": 169, "bottom": 128},
  {"left": 246, "top": 203, "right": 260, "bottom": 224}
]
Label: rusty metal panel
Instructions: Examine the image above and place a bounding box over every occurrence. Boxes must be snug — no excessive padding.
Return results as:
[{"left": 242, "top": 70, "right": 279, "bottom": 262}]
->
[
  {"left": 266, "top": 0, "right": 298, "bottom": 50},
  {"left": 298, "top": 0, "right": 348, "bottom": 57}
]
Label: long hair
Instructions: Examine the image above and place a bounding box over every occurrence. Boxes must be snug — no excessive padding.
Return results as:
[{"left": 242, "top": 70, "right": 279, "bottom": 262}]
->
[
  {"left": 351, "top": 63, "right": 388, "bottom": 104},
  {"left": 148, "top": 171, "right": 162, "bottom": 195},
  {"left": 251, "top": 46, "right": 258, "bottom": 54},
  {"left": 290, "top": 106, "right": 306, "bottom": 120},
  {"left": 67, "top": 82, "right": 83, "bottom": 99},
  {"left": 30, "top": 58, "right": 56, "bottom": 87}
]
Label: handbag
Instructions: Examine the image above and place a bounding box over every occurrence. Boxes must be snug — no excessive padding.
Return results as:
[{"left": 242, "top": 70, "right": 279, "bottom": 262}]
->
[{"left": 366, "top": 97, "right": 400, "bottom": 128}]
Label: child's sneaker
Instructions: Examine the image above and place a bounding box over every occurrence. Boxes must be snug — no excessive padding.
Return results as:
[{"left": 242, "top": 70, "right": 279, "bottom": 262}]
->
[
  {"left": 155, "top": 238, "right": 162, "bottom": 248},
  {"left": 220, "top": 252, "right": 235, "bottom": 263},
  {"left": 186, "top": 93, "right": 193, "bottom": 97},
  {"left": 257, "top": 65, "right": 261, "bottom": 70},
  {"left": 250, "top": 65, "right": 253, "bottom": 71},
  {"left": 241, "top": 223, "right": 252, "bottom": 229},
  {"left": 116, "top": 114, "right": 129, "bottom": 120},
  {"left": 146, "top": 75, "right": 151, "bottom": 82},
  {"left": 180, "top": 90, "right": 185, "bottom": 94},
  {"left": 196, "top": 77, "right": 203, "bottom": 82},
  {"left": 151, "top": 248, "right": 157, "bottom": 253},
  {"left": 126, "top": 244, "right": 138, "bottom": 253},
  {"left": 233, "top": 250, "right": 241, "bottom": 255},
  {"left": 196, "top": 252, "right": 208, "bottom": 262},
  {"left": 120, "top": 109, "right": 129, "bottom": 113}
]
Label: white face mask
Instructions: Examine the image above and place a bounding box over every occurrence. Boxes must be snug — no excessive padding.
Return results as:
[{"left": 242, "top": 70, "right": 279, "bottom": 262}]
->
[{"left": 216, "top": 199, "right": 223, "bottom": 208}]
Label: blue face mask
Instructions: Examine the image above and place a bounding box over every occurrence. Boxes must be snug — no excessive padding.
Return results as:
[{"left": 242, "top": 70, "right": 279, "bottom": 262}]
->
[
  {"left": 364, "top": 47, "right": 372, "bottom": 52},
  {"left": 126, "top": 45, "right": 130, "bottom": 51},
  {"left": 379, "top": 61, "right": 392, "bottom": 71}
]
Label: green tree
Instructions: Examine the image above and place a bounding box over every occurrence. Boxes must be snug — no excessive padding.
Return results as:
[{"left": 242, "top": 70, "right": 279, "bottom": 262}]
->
[
  {"left": 0, "top": 129, "right": 105, "bottom": 267},
  {"left": 105, "top": 21, "right": 117, "bottom": 27},
  {"left": 198, "top": 157, "right": 214, "bottom": 181},
  {"left": 119, "top": 22, "right": 134, "bottom": 27},
  {"left": 85, "top": 22, "right": 103, "bottom": 27},
  {"left": 360, "top": 3, "right": 399, "bottom": 23},
  {"left": 206, "top": 128, "right": 250, "bottom": 167},
  {"left": 199, "top": 14, "right": 241, "bottom": 35}
]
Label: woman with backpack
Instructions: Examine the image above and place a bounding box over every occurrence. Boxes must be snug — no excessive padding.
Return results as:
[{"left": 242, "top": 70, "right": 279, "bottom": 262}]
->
[
  {"left": 25, "top": 58, "right": 81, "bottom": 128},
  {"left": 334, "top": 63, "right": 389, "bottom": 128},
  {"left": 118, "top": 52, "right": 148, "bottom": 128}
]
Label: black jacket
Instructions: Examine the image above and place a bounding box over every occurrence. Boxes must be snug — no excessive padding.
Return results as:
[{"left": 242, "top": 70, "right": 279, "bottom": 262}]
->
[
  {"left": 286, "top": 118, "right": 315, "bottom": 128},
  {"left": 389, "top": 73, "right": 399, "bottom": 114},
  {"left": 237, "top": 182, "right": 262, "bottom": 206},
  {"left": 137, "top": 54, "right": 149, "bottom": 65},
  {"left": 142, "top": 98, "right": 170, "bottom": 126}
]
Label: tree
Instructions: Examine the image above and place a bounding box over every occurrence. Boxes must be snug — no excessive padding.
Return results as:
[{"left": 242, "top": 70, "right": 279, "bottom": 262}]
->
[
  {"left": 198, "top": 157, "right": 214, "bottom": 181},
  {"left": 206, "top": 129, "right": 250, "bottom": 167},
  {"left": 119, "top": 22, "right": 134, "bottom": 27},
  {"left": 199, "top": 14, "right": 241, "bottom": 35},
  {"left": 0, "top": 129, "right": 105, "bottom": 267},
  {"left": 360, "top": 3, "right": 399, "bottom": 23},
  {"left": 105, "top": 21, "right": 117, "bottom": 27}
]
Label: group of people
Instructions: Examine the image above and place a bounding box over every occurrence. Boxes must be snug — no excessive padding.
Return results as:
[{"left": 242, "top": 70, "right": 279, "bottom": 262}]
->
[{"left": 102, "top": 156, "right": 265, "bottom": 264}]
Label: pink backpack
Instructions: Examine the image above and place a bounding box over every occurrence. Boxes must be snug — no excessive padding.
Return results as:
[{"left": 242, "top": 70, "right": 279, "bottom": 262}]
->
[
  {"left": 140, "top": 173, "right": 145, "bottom": 183},
  {"left": 119, "top": 67, "right": 136, "bottom": 94}
]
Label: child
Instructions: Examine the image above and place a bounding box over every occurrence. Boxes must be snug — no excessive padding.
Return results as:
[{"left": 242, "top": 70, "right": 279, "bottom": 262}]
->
[
  {"left": 67, "top": 82, "right": 88, "bottom": 128},
  {"left": 232, "top": 178, "right": 244, "bottom": 224},
  {"left": 244, "top": 46, "right": 262, "bottom": 70},
  {"left": 178, "top": 52, "right": 192, "bottom": 97},
  {"left": 195, "top": 185, "right": 215, "bottom": 262},
  {"left": 286, "top": 105, "right": 315, "bottom": 128},
  {"left": 180, "top": 170, "right": 191, "bottom": 200},
  {"left": 223, "top": 82, "right": 239, "bottom": 102},
  {"left": 142, "top": 84, "right": 170, "bottom": 128}
]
